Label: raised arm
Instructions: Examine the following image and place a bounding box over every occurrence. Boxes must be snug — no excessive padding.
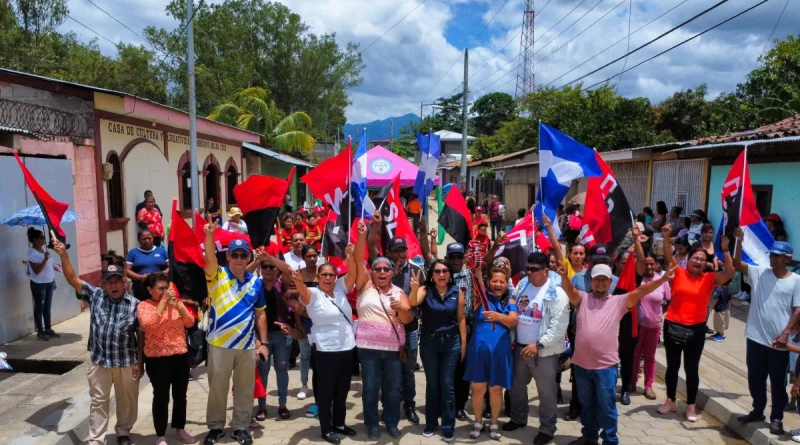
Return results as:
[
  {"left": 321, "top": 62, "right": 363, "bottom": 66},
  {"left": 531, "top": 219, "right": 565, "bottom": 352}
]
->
[
  {"left": 661, "top": 224, "right": 676, "bottom": 267},
  {"left": 732, "top": 227, "right": 748, "bottom": 276},
  {"left": 559, "top": 265, "right": 581, "bottom": 307},
  {"left": 292, "top": 271, "right": 312, "bottom": 305},
  {"left": 262, "top": 250, "right": 293, "bottom": 286},
  {"left": 367, "top": 213, "right": 381, "bottom": 264},
  {"left": 626, "top": 266, "right": 675, "bottom": 309},
  {"left": 203, "top": 215, "right": 218, "bottom": 277},
  {"left": 419, "top": 217, "right": 435, "bottom": 264},
  {"left": 245, "top": 248, "right": 263, "bottom": 274},
  {"left": 408, "top": 269, "right": 425, "bottom": 306},
  {"left": 541, "top": 213, "right": 563, "bottom": 267},
  {"left": 51, "top": 234, "right": 82, "bottom": 293},
  {"left": 353, "top": 220, "right": 370, "bottom": 292},
  {"left": 715, "top": 235, "right": 735, "bottom": 286},
  {"left": 633, "top": 224, "right": 646, "bottom": 276}
]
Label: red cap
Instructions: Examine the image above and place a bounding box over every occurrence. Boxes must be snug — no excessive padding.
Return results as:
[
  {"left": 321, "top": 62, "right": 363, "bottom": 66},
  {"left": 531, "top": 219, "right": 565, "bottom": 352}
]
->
[{"left": 766, "top": 213, "right": 782, "bottom": 223}]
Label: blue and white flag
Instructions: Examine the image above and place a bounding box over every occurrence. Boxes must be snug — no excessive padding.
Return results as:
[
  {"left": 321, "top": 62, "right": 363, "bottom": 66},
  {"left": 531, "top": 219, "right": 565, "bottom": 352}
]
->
[
  {"left": 351, "top": 128, "right": 374, "bottom": 217},
  {"left": 534, "top": 122, "right": 602, "bottom": 236},
  {"left": 414, "top": 132, "right": 441, "bottom": 200}
]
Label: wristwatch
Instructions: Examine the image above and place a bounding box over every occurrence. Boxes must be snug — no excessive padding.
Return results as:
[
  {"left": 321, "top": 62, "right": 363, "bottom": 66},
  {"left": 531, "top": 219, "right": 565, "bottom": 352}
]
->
[{"left": 536, "top": 341, "right": 545, "bottom": 350}]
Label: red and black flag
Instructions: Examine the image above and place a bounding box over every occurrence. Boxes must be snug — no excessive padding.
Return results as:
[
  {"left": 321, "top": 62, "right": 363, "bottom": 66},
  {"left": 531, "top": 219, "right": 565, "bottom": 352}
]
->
[
  {"left": 14, "top": 152, "right": 69, "bottom": 244},
  {"left": 168, "top": 200, "right": 207, "bottom": 302},
  {"left": 322, "top": 192, "right": 362, "bottom": 259},
  {"left": 438, "top": 187, "right": 473, "bottom": 247},
  {"left": 581, "top": 152, "right": 632, "bottom": 254},
  {"left": 496, "top": 211, "right": 552, "bottom": 276},
  {"left": 193, "top": 211, "right": 245, "bottom": 251},
  {"left": 379, "top": 173, "right": 422, "bottom": 258},
  {"left": 233, "top": 167, "right": 295, "bottom": 248}
]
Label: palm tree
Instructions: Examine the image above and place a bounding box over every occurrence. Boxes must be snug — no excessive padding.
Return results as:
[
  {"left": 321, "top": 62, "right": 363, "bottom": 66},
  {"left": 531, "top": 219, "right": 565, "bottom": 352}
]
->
[
  {"left": 208, "top": 87, "right": 316, "bottom": 154},
  {"left": 757, "top": 80, "right": 800, "bottom": 121}
]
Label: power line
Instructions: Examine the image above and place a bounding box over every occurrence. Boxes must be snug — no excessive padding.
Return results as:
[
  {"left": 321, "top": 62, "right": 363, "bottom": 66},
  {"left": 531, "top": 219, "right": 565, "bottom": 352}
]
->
[
  {"left": 532, "top": 0, "right": 608, "bottom": 58},
  {"left": 534, "top": 0, "right": 590, "bottom": 49},
  {"left": 558, "top": 0, "right": 728, "bottom": 89},
  {"left": 66, "top": 14, "right": 118, "bottom": 47},
  {"left": 536, "top": 0, "right": 627, "bottom": 65},
  {"left": 614, "top": 0, "right": 633, "bottom": 93},
  {"left": 361, "top": 0, "right": 428, "bottom": 54},
  {"left": 582, "top": 0, "right": 768, "bottom": 91},
  {"left": 752, "top": 0, "right": 789, "bottom": 70},
  {"left": 541, "top": 0, "right": 690, "bottom": 88}
]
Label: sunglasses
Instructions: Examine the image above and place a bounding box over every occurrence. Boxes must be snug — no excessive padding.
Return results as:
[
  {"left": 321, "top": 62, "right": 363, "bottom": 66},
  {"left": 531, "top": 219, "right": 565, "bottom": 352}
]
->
[
  {"left": 261, "top": 264, "right": 276, "bottom": 270},
  {"left": 373, "top": 267, "right": 392, "bottom": 273},
  {"left": 433, "top": 268, "right": 450, "bottom": 275},
  {"left": 230, "top": 252, "right": 249, "bottom": 260},
  {"left": 527, "top": 266, "right": 545, "bottom": 272},
  {"left": 448, "top": 254, "right": 464, "bottom": 260},
  {"left": 319, "top": 273, "right": 336, "bottom": 278}
]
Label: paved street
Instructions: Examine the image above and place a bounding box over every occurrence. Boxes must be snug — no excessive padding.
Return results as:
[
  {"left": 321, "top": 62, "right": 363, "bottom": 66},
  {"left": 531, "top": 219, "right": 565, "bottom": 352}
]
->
[{"left": 124, "top": 361, "right": 747, "bottom": 445}]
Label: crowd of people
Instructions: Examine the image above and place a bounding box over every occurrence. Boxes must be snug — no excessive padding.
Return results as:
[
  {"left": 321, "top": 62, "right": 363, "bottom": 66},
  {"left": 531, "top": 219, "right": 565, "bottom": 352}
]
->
[{"left": 30, "top": 189, "right": 800, "bottom": 445}]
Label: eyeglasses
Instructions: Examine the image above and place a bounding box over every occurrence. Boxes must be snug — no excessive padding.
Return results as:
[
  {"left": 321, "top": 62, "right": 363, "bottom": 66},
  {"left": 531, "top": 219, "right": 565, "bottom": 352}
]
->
[
  {"left": 319, "top": 273, "right": 336, "bottom": 278},
  {"left": 230, "top": 252, "right": 249, "bottom": 260},
  {"left": 373, "top": 267, "right": 392, "bottom": 273},
  {"left": 527, "top": 266, "right": 545, "bottom": 272},
  {"left": 433, "top": 268, "right": 450, "bottom": 275},
  {"left": 155, "top": 286, "right": 169, "bottom": 292},
  {"left": 689, "top": 256, "right": 706, "bottom": 263},
  {"left": 448, "top": 254, "right": 464, "bottom": 260},
  {"left": 261, "top": 264, "right": 276, "bottom": 270}
]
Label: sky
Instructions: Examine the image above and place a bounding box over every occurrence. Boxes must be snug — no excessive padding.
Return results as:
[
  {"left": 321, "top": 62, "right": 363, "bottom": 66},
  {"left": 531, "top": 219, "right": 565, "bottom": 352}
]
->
[{"left": 61, "top": 0, "right": 798, "bottom": 124}]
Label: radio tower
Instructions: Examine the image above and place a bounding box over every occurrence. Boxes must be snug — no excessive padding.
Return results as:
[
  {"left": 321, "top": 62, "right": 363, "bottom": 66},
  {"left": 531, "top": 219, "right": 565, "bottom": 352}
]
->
[{"left": 515, "top": 0, "right": 535, "bottom": 98}]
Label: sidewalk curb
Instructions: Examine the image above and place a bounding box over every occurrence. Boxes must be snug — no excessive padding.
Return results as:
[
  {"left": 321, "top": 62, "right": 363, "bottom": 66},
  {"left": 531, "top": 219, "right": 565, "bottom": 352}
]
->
[{"left": 653, "top": 348, "right": 788, "bottom": 445}]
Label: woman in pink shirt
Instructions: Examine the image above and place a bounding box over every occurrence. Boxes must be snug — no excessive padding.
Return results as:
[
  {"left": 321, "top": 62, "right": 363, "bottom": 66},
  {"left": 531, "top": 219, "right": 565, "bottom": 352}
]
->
[
  {"left": 631, "top": 253, "right": 671, "bottom": 400},
  {"left": 136, "top": 273, "right": 197, "bottom": 445}
]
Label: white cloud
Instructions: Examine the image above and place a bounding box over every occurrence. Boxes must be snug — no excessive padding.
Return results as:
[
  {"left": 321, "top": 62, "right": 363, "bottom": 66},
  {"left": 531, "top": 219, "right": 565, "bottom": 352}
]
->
[{"left": 61, "top": 0, "right": 800, "bottom": 124}]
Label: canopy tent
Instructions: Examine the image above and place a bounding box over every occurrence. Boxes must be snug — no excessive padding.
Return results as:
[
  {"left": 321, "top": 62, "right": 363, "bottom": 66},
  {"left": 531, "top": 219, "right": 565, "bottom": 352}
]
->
[{"left": 365, "top": 145, "right": 440, "bottom": 188}]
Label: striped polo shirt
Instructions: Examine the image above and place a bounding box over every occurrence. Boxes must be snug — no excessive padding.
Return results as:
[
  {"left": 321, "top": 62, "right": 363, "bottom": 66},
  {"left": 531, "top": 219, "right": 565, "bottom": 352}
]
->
[{"left": 206, "top": 266, "right": 266, "bottom": 350}]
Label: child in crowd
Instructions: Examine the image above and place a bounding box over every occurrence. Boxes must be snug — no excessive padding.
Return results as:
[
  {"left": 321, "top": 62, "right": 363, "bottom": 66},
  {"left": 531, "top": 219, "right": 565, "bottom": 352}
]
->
[{"left": 710, "top": 280, "right": 732, "bottom": 342}]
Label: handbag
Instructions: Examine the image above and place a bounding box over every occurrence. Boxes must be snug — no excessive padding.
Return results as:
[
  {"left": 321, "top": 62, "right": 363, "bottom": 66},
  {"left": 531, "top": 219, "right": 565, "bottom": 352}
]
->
[
  {"left": 665, "top": 321, "right": 695, "bottom": 346},
  {"left": 379, "top": 295, "right": 409, "bottom": 363},
  {"left": 186, "top": 310, "right": 208, "bottom": 369}
]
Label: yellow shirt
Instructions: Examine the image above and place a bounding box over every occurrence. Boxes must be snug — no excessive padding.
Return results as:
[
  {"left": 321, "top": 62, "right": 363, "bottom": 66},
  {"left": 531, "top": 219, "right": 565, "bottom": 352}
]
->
[
  {"left": 561, "top": 258, "right": 583, "bottom": 279},
  {"left": 206, "top": 266, "right": 266, "bottom": 349}
]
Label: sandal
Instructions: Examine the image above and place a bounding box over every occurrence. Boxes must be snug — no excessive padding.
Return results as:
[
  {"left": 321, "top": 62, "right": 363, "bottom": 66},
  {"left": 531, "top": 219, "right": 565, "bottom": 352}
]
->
[
  {"left": 489, "top": 424, "right": 501, "bottom": 440},
  {"left": 469, "top": 422, "right": 484, "bottom": 439},
  {"left": 255, "top": 409, "right": 267, "bottom": 421}
]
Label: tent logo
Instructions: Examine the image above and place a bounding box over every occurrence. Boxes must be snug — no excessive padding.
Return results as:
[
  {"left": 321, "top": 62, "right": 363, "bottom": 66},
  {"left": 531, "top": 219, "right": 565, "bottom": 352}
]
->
[{"left": 370, "top": 159, "right": 391, "bottom": 175}]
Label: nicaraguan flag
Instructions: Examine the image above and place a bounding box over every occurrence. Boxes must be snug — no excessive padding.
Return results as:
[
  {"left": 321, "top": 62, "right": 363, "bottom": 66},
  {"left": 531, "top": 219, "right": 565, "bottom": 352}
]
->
[
  {"left": 351, "top": 128, "right": 373, "bottom": 217},
  {"left": 715, "top": 218, "right": 773, "bottom": 266},
  {"left": 414, "top": 132, "right": 441, "bottom": 199},
  {"left": 534, "top": 122, "right": 602, "bottom": 236}
]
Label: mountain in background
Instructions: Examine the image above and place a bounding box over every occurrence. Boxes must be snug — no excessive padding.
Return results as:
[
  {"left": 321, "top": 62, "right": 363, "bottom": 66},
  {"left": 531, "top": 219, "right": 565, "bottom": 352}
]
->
[{"left": 343, "top": 113, "right": 419, "bottom": 143}]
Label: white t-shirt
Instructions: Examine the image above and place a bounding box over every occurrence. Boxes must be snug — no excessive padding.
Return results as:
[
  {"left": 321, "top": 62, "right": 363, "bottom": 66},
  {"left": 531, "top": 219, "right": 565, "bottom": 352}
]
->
[
  {"left": 285, "top": 250, "right": 306, "bottom": 271},
  {"left": 515, "top": 279, "right": 548, "bottom": 345},
  {"left": 745, "top": 266, "right": 800, "bottom": 348},
  {"left": 222, "top": 220, "right": 248, "bottom": 234},
  {"left": 304, "top": 277, "right": 356, "bottom": 352},
  {"left": 27, "top": 248, "right": 55, "bottom": 284}
]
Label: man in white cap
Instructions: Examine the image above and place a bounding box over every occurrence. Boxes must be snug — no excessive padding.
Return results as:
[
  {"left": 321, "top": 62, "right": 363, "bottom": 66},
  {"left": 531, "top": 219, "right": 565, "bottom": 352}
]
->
[{"left": 560, "top": 263, "right": 674, "bottom": 445}]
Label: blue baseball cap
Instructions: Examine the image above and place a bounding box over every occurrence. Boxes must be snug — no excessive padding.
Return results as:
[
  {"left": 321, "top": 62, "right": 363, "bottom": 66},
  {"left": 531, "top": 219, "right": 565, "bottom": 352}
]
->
[
  {"left": 769, "top": 241, "right": 793, "bottom": 257},
  {"left": 229, "top": 238, "right": 252, "bottom": 254},
  {"left": 446, "top": 243, "right": 465, "bottom": 256}
]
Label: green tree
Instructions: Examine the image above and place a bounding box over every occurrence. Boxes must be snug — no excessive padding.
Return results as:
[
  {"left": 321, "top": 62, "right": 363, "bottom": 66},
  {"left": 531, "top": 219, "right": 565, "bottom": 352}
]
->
[
  {"left": 653, "top": 85, "right": 712, "bottom": 141},
  {"left": 470, "top": 92, "right": 515, "bottom": 136},
  {"left": 208, "top": 87, "right": 316, "bottom": 155},
  {"left": 145, "top": 0, "right": 364, "bottom": 141},
  {"left": 757, "top": 80, "right": 800, "bottom": 121}
]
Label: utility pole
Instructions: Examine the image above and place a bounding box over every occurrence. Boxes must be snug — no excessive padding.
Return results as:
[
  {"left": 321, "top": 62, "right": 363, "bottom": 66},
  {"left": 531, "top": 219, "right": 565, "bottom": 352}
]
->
[
  {"left": 420, "top": 102, "right": 424, "bottom": 122},
  {"left": 459, "top": 48, "right": 469, "bottom": 193},
  {"left": 390, "top": 119, "right": 394, "bottom": 150},
  {"left": 187, "top": 0, "right": 199, "bottom": 216}
]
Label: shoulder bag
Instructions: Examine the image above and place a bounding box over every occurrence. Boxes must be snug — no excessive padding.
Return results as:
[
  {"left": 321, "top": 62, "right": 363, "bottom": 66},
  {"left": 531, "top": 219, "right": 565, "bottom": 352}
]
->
[{"left": 378, "top": 293, "right": 409, "bottom": 363}]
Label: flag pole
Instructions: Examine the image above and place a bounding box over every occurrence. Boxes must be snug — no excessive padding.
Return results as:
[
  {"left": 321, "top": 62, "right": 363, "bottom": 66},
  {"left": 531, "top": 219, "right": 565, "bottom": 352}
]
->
[
  {"left": 361, "top": 128, "right": 367, "bottom": 220},
  {"left": 347, "top": 135, "right": 352, "bottom": 228},
  {"left": 378, "top": 170, "right": 403, "bottom": 213},
  {"left": 538, "top": 120, "right": 545, "bottom": 224},
  {"left": 735, "top": 146, "right": 748, "bottom": 253}
]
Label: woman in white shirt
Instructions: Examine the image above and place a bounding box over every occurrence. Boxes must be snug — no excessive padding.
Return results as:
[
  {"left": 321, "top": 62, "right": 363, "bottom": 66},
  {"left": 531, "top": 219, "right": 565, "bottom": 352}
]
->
[
  {"left": 221, "top": 207, "right": 248, "bottom": 234},
  {"left": 26, "top": 228, "right": 59, "bottom": 341},
  {"left": 293, "top": 238, "right": 360, "bottom": 445}
]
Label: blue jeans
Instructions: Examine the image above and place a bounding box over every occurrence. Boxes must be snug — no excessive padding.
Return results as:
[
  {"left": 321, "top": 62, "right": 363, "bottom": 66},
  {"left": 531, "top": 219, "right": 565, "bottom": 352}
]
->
[
  {"left": 419, "top": 332, "right": 461, "bottom": 432},
  {"left": 402, "top": 328, "right": 419, "bottom": 410},
  {"left": 299, "top": 338, "right": 312, "bottom": 384},
  {"left": 575, "top": 365, "right": 619, "bottom": 444},
  {"left": 30, "top": 281, "right": 54, "bottom": 332},
  {"left": 360, "top": 348, "right": 402, "bottom": 428},
  {"left": 258, "top": 332, "right": 292, "bottom": 407}
]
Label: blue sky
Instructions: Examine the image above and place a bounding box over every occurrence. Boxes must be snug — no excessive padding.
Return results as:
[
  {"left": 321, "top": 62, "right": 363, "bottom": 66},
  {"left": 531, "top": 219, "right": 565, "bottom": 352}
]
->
[{"left": 61, "top": 0, "right": 799, "bottom": 124}]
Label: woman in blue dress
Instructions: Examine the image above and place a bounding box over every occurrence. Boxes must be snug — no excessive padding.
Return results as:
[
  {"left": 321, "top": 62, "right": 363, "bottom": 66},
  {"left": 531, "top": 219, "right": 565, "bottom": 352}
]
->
[{"left": 464, "top": 267, "right": 518, "bottom": 440}]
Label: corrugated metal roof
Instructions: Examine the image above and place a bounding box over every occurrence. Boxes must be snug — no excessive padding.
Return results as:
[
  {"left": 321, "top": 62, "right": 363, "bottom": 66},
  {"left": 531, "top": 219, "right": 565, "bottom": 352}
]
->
[
  {"left": 494, "top": 160, "right": 540, "bottom": 170},
  {"left": 0, "top": 125, "right": 46, "bottom": 140},
  {"left": 417, "top": 130, "right": 476, "bottom": 142},
  {"left": 243, "top": 142, "right": 316, "bottom": 167},
  {"left": 666, "top": 135, "right": 800, "bottom": 153}
]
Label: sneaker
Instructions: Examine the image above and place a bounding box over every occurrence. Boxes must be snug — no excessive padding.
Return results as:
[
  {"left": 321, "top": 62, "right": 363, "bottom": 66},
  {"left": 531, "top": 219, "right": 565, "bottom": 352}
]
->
[
  {"left": 770, "top": 420, "right": 785, "bottom": 435},
  {"left": 657, "top": 398, "right": 677, "bottom": 415},
  {"left": 368, "top": 426, "right": 380, "bottom": 440},
  {"left": 422, "top": 426, "right": 437, "bottom": 438},
  {"left": 443, "top": 430, "right": 455, "bottom": 442},
  {"left": 789, "top": 428, "right": 800, "bottom": 442},
  {"left": 386, "top": 426, "right": 401, "bottom": 439},
  {"left": 156, "top": 437, "right": 168, "bottom": 445},
  {"left": 176, "top": 429, "right": 197, "bottom": 444},
  {"left": 685, "top": 404, "right": 698, "bottom": 422},
  {"left": 533, "top": 432, "right": 554, "bottom": 445},
  {"left": 742, "top": 300, "right": 751, "bottom": 306},
  {"left": 37, "top": 332, "right": 49, "bottom": 341},
  {"left": 305, "top": 405, "right": 319, "bottom": 418},
  {"left": 502, "top": 421, "right": 525, "bottom": 431},
  {"left": 297, "top": 384, "right": 309, "bottom": 400},
  {"left": 43, "top": 329, "right": 60, "bottom": 338},
  {"left": 232, "top": 430, "right": 253, "bottom": 445},
  {"left": 705, "top": 327, "right": 714, "bottom": 335},
  {"left": 737, "top": 412, "right": 765, "bottom": 424},
  {"left": 644, "top": 387, "right": 657, "bottom": 400},
  {"left": 203, "top": 430, "right": 225, "bottom": 445},
  {"left": 711, "top": 334, "right": 726, "bottom": 342}
]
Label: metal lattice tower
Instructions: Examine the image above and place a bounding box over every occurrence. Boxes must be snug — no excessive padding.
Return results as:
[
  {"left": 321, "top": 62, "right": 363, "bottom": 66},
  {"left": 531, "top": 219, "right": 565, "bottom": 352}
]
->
[{"left": 515, "top": 0, "right": 535, "bottom": 98}]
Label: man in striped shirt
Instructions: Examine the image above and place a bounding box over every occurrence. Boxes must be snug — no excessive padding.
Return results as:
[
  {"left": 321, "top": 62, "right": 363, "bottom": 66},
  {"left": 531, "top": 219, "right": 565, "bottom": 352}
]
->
[{"left": 202, "top": 222, "right": 268, "bottom": 445}]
